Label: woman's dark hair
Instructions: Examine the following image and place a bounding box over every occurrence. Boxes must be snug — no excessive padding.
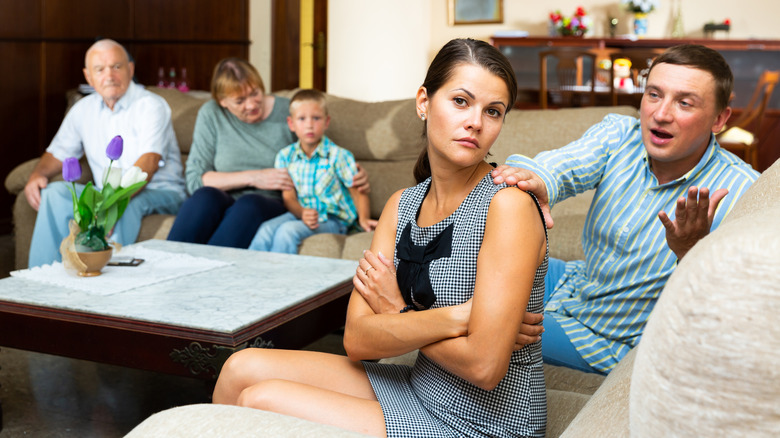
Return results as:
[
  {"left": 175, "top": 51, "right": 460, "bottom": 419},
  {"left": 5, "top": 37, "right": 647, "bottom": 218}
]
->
[
  {"left": 413, "top": 38, "right": 518, "bottom": 183},
  {"left": 648, "top": 44, "right": 733, "bottom": 113}
]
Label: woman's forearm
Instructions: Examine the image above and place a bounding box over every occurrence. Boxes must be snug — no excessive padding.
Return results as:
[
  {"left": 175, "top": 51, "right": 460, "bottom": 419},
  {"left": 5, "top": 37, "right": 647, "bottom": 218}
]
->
[
  {"left": 201, "top": 170, "right": 253, "bottom": 191},
  {"left": 344, "top": 298, "right": 467, "bottom": 361}
]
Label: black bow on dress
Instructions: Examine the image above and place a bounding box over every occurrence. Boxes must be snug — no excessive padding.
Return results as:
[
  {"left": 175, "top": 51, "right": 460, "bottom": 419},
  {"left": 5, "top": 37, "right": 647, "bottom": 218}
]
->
[{"left": 396, "top": 221, "right": 454, "bottom": 311}]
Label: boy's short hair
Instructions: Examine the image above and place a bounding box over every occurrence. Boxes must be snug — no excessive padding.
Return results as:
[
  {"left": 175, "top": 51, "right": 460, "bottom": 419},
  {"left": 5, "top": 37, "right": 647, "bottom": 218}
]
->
[{"left": 289, "top": 89, "right": 328, "bottom": 116}]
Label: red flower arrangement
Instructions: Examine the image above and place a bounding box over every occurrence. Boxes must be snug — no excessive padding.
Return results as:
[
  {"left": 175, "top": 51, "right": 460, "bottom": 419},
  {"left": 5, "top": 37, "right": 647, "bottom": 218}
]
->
[{"left": 550, "top": 7, "right": 591, "bottom": 37}]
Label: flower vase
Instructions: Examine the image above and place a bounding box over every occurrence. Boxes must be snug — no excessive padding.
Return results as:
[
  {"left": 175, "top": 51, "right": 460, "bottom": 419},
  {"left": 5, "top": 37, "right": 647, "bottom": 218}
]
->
[
  {"left": 633, "top": 13, "right": 648, "bottom": 37},
  {"left": 75, "top": 247, "right": 113, "bottom": 277}
]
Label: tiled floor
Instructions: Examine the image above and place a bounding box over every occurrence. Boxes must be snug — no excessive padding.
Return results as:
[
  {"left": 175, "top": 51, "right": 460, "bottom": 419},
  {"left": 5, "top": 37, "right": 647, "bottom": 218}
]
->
[
  {"left": 0, "top": 334, "right": 346, "bottom": 437},
  {"left": 0, "top": 234, "right": 347, "bottom": 437}
]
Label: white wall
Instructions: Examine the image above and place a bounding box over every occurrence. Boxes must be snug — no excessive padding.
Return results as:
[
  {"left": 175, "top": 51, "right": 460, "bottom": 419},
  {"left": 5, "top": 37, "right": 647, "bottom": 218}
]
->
[
  {"left": 250, "top": 0, "right": 780, "bottom": 101},
  {"left": 249, "top": 0, "right": 272, "bottom": 89},
  {"left": 327, "top": 0, "right": 431, "bottom": 101}
]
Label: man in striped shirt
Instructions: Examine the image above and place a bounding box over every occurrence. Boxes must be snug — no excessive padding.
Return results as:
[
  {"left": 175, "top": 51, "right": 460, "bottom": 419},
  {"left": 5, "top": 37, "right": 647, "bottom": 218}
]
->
[{"left": 494, "top": 44, "right": 759, "bottom": 374}]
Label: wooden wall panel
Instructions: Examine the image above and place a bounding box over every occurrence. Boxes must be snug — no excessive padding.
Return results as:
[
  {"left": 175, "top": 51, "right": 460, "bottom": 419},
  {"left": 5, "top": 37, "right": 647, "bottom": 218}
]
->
[
  {"left": 42, "top": 0, "right": 133, "bottom": 39},
  {"left": 133, "top": 0, "right": 247, "bottom": 41},
  {"left": 0, "top": 0, "right": 249, "bottom": 234},
  {"left": 0, "top": 42, "right": 41, "bottom": 231},
  {"left": 43, "top": 42, "right": 93, "bottom": 145},
  {"left": 131, "top": 43, "right": 248, "bottom": 92},
  {"left": 0, "top": 0, "right": 41, "bottom": 38}
]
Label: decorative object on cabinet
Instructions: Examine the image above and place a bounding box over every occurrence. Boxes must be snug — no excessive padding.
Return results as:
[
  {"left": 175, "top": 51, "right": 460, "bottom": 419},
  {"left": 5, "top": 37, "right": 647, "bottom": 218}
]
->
[
  {"left": 621, "top": 0, "right": 659, "bottom": 37},
  {"left": 718, "top": 70, "right": 780, "bottom": 170},
  {"left": 671, "top": 0, "right": 684, "bottom": 38},
  {"left": 704, "top": 19, "right": 731, "bottom": 38},
  {"left": 539, "top": 49, "right": 597, "bottom": 109},
  {"left": 448, "top": 0, "right": 503, "bottom": 25},
  {"left": 608, "top": 49, "right": 663, "bottom": 106},
  {"left": 549, "top": 7, "right": 592, "bottom": 37}
]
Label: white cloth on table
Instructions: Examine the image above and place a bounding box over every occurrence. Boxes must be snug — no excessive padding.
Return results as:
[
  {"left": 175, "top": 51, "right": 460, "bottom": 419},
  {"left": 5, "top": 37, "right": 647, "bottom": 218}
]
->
[{"left": 11, "top": 247, "right": 230, "bottom": 296}]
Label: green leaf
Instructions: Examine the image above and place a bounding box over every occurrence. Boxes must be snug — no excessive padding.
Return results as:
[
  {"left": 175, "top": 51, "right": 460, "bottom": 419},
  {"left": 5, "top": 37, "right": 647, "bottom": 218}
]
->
[
  {"left": 103, "top": 203, "right": 119, "bottom": 236},
  {"left": 101, "top": 181, "right": 146, "bottom": 212},
  {"left": 67, "top": 183, "right": 81, "bottom": 224}
]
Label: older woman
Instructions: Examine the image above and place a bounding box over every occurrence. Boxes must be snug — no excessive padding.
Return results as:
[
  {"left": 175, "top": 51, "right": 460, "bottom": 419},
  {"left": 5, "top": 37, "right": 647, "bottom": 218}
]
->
[{"left": 167, "top": 58, "right": 366, "bottom": 248}]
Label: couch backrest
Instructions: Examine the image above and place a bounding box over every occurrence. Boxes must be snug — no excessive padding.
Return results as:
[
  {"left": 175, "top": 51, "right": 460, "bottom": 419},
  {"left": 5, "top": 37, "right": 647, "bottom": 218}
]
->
[{"left": 145, "top": 86, "right": 640, "bottom": 218}]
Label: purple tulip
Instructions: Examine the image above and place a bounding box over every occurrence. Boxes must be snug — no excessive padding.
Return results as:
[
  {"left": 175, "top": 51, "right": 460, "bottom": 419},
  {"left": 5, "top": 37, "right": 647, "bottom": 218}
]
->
[
  {"left": 62, "top": 157, "right": 82, "bottom": 182},
  {"left": 106, "top": 135, "right": 123, "bottom": 160}
]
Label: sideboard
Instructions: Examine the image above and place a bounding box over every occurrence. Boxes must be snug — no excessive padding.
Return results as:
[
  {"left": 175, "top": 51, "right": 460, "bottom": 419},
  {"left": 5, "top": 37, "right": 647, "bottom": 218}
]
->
[{"left": 491, "top": 36, "right": 780, "bottom": 171}]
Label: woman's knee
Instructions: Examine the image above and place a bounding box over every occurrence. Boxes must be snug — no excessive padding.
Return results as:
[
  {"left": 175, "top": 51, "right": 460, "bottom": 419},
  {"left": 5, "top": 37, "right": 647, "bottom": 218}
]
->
[{"left": 236, "top": 379, "right": 288, "bottom": 411}]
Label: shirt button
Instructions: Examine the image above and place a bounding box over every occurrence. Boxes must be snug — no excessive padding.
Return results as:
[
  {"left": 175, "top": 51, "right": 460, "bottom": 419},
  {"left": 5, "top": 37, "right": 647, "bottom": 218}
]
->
[{"left": 622, "top": 226, "right": 629, "bottom": 233}]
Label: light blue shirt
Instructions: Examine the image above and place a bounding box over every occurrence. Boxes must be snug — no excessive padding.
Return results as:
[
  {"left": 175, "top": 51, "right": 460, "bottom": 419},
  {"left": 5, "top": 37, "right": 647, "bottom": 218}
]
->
[
  {"left": 507, "top": 114, "right": 758, "bottom": 373},
  {"left": 47, "top": 82, "right": 185, "bottom": 194},
  {"left": 275, "top": 136, "right": 358, "bottom": 225}
]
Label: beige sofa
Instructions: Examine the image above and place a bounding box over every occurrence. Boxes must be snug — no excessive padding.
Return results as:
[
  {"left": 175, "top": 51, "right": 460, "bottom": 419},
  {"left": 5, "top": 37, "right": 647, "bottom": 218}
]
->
[
  {"left": 7, "top": 87, "right": 645, "bottom": 435},
  {"left": 6, "top": 87, "right": 632, "bottom": 269},
  {"left": 129, "top": 161, "right": 780, "bottom": 437}
]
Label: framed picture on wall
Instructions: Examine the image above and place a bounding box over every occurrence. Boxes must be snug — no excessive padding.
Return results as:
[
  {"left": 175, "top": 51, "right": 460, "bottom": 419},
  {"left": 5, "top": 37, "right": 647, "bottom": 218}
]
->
[{"left": 448, "top": 0, "right": 503, "bottom": 25}]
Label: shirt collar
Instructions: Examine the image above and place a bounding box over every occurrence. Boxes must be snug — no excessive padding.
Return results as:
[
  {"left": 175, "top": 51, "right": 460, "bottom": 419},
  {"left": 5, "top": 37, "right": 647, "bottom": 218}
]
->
[
  {"left": 643, "top": 133, "right": 718, "bottom": 188},
  {"left": 292, "top": 135, "right": 332, "bottom": 159},
  {"left": 99, "top": 81, "right": 138, "bottom": 112}
]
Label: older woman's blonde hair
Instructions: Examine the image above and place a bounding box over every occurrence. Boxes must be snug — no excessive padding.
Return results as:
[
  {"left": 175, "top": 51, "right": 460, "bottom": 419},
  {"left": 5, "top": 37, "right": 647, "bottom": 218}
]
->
[{"left": 210, "top": 58, "right": 265, "bottom": 101}]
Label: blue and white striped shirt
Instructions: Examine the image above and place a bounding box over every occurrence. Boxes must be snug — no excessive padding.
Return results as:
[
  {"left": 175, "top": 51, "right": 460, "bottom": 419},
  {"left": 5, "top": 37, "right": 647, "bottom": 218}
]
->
[
  {"left": 507, "top": 114, "right": 758, "bottom": 373},
  {"left": 275, "top": 136, "right": 358, "bottom": 226}
]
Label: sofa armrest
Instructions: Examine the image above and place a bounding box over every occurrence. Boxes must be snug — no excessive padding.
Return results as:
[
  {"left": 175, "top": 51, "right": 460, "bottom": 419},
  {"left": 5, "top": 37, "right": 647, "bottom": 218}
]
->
[
  {"left": 5, "top": 158, "right": 40, "bottom": 195},
  {"left": 559, "top": 348, "right": 635, "bottom": 438},
  {"left": 125, "top": 404, "right": 370, "bottom": 437}
]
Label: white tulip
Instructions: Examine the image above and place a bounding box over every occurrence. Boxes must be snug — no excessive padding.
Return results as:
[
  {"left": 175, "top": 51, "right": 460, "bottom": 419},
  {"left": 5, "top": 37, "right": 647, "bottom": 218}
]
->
[
  {"left": 102, "top": 166, "right": 122, "bottom": 188},
  {"left": 120, "top": 166, "right": 148, "bottom": 188}
]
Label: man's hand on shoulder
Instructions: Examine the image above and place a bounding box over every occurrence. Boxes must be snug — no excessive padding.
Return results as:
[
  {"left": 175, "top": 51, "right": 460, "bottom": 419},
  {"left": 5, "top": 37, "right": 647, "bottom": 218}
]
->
[
  {"left": 491, "top": 164, "right": 553, "bottom": 229},
  {"left": 24, "top": 173, "right": 48, "bottom": 211},
  {"left": 658, "top": 186, "right": 729, "bottom": 260}
]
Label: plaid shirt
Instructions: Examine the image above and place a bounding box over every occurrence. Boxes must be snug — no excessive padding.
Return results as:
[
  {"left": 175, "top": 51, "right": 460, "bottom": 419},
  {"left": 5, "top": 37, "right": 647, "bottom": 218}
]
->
[
  {"left": 275, "top": 136, "right": 358, "bottom": 225},
  {"left": 507, "top": 114, "right": 758, "bottom": 373}
]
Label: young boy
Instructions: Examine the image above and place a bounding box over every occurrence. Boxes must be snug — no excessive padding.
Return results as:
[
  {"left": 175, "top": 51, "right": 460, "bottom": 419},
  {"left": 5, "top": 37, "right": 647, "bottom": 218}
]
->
[{"left": 248, "top": 89, "right": 376, "bottom": 254}]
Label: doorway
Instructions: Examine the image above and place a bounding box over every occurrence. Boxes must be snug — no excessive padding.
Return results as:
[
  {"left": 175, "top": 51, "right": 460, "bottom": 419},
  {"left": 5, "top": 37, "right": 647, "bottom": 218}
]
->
[{"left": 271, "top": 0, "right": 327, "bottom": 92}]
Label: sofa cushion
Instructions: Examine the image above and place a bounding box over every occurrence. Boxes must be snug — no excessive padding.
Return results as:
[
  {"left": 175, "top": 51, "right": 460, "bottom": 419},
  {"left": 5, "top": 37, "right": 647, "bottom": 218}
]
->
[
  {"left": 326, "top": 95, "right": 423, "bottom": 162},
  {"left": 125, "top": 404, "right": 369, "bottom": 437},
  {"left": 146, "top": 87, "right": 209, "bottom": 156},
  {"left": 630, "top": 200, "right": 780, "bottom": 436},
  {"left": 559, "top": 348, "right": 634, "bottom": 438},
  {"left": 490, "top": 106, "right": 639, "bottom": 164}
]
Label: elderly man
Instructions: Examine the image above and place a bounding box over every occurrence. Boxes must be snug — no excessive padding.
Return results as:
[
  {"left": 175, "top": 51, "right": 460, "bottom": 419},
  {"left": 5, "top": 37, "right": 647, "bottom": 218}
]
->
[
  {"left": 24, "top": 39, "right": 185, "bottom": 267},
  {"left": 493, "top": 44, "right": 759, "bottom": 374}
]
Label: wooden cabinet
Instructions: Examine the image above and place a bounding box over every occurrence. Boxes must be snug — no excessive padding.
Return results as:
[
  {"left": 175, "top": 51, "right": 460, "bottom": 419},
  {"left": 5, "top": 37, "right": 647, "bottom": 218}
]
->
[
  {"left": 492, "top": 36, "right": 780, "bottom": 171},
  {"left": 0, "top": 0, "right": 249, "bottom": 232}
]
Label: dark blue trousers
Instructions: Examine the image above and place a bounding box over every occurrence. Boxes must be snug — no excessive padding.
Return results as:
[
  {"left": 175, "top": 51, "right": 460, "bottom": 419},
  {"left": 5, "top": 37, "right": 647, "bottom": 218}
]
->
[{"left": 167, "top": 187, "right": 286, "bottom": 249}]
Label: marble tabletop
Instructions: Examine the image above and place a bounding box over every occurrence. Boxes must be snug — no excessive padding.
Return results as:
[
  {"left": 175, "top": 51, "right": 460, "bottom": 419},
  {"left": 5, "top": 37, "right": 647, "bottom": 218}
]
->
[{"left": 0, "top": 240, "right": 359, "bottom": 335}]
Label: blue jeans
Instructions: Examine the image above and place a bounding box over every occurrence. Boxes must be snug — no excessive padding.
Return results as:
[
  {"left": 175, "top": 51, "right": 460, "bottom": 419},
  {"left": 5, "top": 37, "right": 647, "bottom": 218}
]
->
[
  {"left": 167, "top": 187, "right": 286, "bottom": 248},
  {"left": 28, "top": 181, "right": 184, "bottom": 268},
  {"left": 248, "top": 212, "right": 347, "bottom": 254},
  {"left": 542, "top": 257, "right": 603, "bottom": 374}
]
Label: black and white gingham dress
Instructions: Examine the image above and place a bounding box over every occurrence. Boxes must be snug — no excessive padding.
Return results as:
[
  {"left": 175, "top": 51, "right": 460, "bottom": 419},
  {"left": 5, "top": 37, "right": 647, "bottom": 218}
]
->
[{"left": 363, "top": 173, "right": 548, "bottom": 438}]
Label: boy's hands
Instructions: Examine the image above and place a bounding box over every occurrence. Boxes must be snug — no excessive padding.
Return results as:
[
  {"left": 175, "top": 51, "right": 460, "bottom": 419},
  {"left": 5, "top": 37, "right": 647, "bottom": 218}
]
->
[
  {"left": 359, "top": 217, "right": 378, "bottom": 232},
  {"left": 301, "top": 208, "right": 319, "bottom": 229}
]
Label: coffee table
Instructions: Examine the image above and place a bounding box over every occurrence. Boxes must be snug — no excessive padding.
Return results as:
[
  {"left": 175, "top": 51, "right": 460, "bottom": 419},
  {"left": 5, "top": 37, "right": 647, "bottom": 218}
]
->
[{"left": 0, "top": 240, "right": 358, "bottom": 380}]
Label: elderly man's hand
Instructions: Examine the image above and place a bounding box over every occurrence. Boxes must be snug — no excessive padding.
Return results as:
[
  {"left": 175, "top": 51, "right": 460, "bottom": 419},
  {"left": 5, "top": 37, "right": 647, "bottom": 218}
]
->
[
  {"left": 23, "top": 174, "right": 48, "bottom": 211},
  {"left": 658, "top": 186, "right": 728, "bottom": 260}
]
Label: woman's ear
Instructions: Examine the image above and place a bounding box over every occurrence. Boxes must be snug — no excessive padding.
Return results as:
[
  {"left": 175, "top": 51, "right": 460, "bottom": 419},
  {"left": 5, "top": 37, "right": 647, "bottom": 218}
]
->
[{"left": 415, "top": 86, "right": 429, "bottom": 120}]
